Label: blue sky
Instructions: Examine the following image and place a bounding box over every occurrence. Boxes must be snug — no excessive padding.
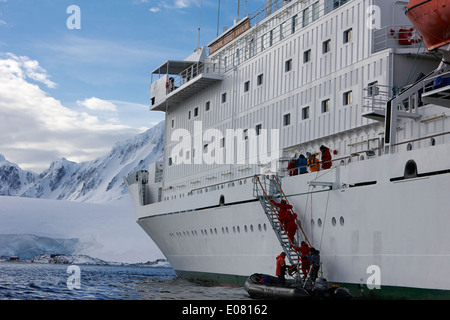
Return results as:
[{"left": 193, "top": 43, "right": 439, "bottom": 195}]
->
[{"left": 0, "top": 0, "right": 262, "bottom": 172}]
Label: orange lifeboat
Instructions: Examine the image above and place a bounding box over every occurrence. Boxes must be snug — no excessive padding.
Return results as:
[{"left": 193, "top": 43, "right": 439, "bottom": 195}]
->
[{"left": 405, "top": 0, "right": 450, "bottom": 51}]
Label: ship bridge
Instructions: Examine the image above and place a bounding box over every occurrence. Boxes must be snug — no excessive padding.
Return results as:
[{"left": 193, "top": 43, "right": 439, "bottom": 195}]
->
[{"left": 150, "top": 53, "right": 224, "bottom": 112}]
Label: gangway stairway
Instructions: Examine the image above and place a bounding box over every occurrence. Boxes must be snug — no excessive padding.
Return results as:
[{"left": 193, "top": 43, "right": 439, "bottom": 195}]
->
[{"left": 253, "top": 174, "right": 311, "bottom": 276}]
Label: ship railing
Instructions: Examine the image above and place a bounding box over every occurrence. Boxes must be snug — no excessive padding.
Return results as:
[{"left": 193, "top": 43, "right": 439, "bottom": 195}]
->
[
  {"left": 169, "top": 58, "right": 225, "bottom": 93},
  {"left": 372, "top": 25, "right": 424, "bottom": 53},
  {"left": 422, "top": 70, "right": 450, "bottom": 89},
  {"left": 362, "top": 84, "right": 393, "bottom": 112}
]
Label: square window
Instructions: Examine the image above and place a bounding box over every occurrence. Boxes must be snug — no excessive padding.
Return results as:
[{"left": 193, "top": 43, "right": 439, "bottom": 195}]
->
[
  {"left": 302, "top": 106, "right": 310, "bottom": 120},
  {"left": 244, "top": 81, "right": 250, "bottom": 92},
  {"left": 344, "top": 28, "right": 352, "bottom": 44},
  {"left": 303, "top": 50, "right": 311, "bottom": 63},
  {"left": 321, "top": 99, "right": 330, "bottom": 113},
  {"left": 255, "top": 124, "right": 262, "bottom": 135},
  {"left": 285, "top": 59, "right": 292, "bottom": 72},
  {"left": 257, "top": 74, "right": 263, "bottom": 86},
  {"left": 221, "top": 92, "right": 227, "bottom": 103},
  {"left": 205, "top": 101, "right": 210, "bottom": 111},
  {"left": 283, "top": 113, "right": 291, "bottom": 126},
  {"left": 194, "top": 107, "right": 198, "bottom": 117},
  {"left": 343, "top": 91, "right": 353, "bottom": 105},
  {"left": 367, "top": 81, "right": 379, "bottom": 97},
  {"left": 322, "top": 40, "right": 331, "bottom": 54}
]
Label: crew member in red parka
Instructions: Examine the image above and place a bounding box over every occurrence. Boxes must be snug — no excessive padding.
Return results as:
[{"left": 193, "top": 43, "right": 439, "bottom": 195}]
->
[
  {"left": 286, "top": 212, "right": 298, "bottom": 243},
  {"left": 271, "top": 199, "right": 292, "bottom": 231},
  {"left": 294, "top": 241, "right": 311, "bottom": 278},
  {"left": 320, "top": 145, "right": 332, "bottom": 170},
  {"left": 276, "top": 252, "right": 287, "bottom": 285}
]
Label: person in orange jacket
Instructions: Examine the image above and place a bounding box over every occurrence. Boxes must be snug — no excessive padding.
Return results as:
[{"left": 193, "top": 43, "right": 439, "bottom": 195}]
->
[
  {"left": 271, "top": 199, "right": 292, "bottom": 231},
  {"left": 294, "top": 241, "right": 311, "bottom": 279},
  {"left": 286, "top": 212, "right": 298, "bottom": 244},
  {"left": 276, "top": 252, "right": 287, "bottom": 285}
]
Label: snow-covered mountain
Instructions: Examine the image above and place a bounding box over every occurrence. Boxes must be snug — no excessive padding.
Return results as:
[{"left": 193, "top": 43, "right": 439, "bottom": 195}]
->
[{"left": 0, "top": 121, "right": 164, "bottom": 203}]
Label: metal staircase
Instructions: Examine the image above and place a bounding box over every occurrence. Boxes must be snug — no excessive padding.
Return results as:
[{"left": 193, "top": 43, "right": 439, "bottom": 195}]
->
[{"left": 253, "top": 174, "right": 311, "bottom": 268}]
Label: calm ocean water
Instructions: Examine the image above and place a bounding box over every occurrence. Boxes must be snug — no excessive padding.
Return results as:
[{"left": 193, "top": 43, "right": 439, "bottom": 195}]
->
[{"left": 0, "top": 261, "right": 251, "bottom": 300}]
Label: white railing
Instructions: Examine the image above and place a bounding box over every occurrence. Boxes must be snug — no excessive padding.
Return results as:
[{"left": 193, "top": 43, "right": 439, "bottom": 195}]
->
[{"left": 373, "top": 25, "right": 424, "bottom": 53}]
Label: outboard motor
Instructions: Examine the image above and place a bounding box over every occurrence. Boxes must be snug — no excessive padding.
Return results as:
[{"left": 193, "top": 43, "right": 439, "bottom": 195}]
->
[{"left": 312, "top": 277, "right": 328, "bottom": 299}]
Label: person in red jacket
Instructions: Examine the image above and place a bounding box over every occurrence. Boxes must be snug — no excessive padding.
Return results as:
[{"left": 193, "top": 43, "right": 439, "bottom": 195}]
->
[
  {"left": 294, "top": 241, "right": 311, "bottom": 279},
  {"left": 271, "top": 199, "right": 292, "bottom": 231},
  {"left": 276, "top": 252, "right": 287, "bottom": 285},
  {"left": 287, "top": 158, "right": 298, "bottom": 176},
  {"left": 320, "top": 145, "right": 332, "bottom": 170},
  {"left": 286, "top": 212, "right": 298, "bottom": 243}
]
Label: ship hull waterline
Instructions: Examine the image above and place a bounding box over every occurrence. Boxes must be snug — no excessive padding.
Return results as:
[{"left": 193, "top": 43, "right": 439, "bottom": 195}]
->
[{"left": 131, "top": 145, "right": 450, "bottom": 300}]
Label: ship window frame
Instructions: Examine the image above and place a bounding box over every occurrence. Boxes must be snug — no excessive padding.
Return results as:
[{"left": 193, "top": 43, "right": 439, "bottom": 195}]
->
[
  {"left": 302, "top": 106, "right": 310, "bottom": 120},
  {"left": 257, "top": 73, "right": 263, "bottom": 86},
  {"left": 205, "top": 101, "right": 210, "bottom": 111},
  {"left": 322, "top": 39, "right": 331, "bottom": 54},
  {"left": 303, "top": 49, "right": 311, "bottom": 63},
  {"left": 343, "top": 90, "right": 353, "bottom": 106},
  {"left": 321, "top": 99, "right": 330, "bottom": 113},
  {"left": 343, "top": 28, "right": 353, "bottom": 44},
  {"left": 221, "top": 92, "right": 227, "bottom": 103},
  {"left": 244, "top": 80, "right": 250, "bottom": 92},
  {"left": 285, "top": 59, "right": 293, "bottom": 72},
  {"left": 255, "top": 123, "right": 262, "bottom": 136},
  {"left": 291, "top": 14, "right": 298, "bottom": 34},
  {"left": 194, "top": 107, "right": 199, "bottom": 117},
  {"left": 283, "top": 113, "right": 291, "bottom": 126},
  {"left": 302, "top": 7, "right": 310, "bottom": 27}
]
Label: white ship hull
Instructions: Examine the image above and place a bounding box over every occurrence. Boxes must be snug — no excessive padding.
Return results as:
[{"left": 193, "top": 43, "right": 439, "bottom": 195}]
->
[
  {"left": 125, "top": 0, "right": 450, "bottom": 299},
  {"left": 129, "top": 143, "right": 450, "bottom": 298}
]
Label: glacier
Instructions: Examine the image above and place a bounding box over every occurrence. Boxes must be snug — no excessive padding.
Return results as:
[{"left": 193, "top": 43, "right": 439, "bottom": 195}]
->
[{"left": 0, "top": 121, "right": 166, "bottom": 263}]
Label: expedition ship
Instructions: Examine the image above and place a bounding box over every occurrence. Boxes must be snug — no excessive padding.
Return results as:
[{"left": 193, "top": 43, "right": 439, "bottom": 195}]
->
[{"left": 126, "top": 0, "right": 450, "bottom": 299}]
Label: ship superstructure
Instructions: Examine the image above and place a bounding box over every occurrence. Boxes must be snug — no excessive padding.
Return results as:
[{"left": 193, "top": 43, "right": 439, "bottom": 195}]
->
[{"left": 126, "top": 0, "right": 450, "bottom": 299}]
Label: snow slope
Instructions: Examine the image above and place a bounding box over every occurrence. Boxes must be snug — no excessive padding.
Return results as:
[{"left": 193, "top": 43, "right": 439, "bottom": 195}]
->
[
  {"left": 0, "top": 122, "right": 166, "bottom": 263},
  {"left": 0, "top": 196, "right": 164, "bottom": 263}
]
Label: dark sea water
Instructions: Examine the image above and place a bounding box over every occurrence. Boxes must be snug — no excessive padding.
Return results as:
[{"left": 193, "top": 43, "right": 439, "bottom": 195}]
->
[{"left": 0, "top": 261, "right": 251, "bottom": 300}]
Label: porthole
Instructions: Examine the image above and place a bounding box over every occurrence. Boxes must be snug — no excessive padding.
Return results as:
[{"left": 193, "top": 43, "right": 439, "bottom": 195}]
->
[
  {"left": 430, "top": 138, "right": 436, "bottom": 146},
  {"left": 263, "top": 223, "right": 267, "bottom": 231},
  {"left": 258, "top": 224, "right": 262, "bottom": 231},
  {"left": 244, "top": 225, "right": 248, "bottom": 233},
  {"left": 407, "top": 143, "right": 413, "bottom": 151},
  {"left": 332, "top": 217, "right": 336, "bottom": 226},
  {"left": 250, "top": 225, "right": 254, "bottom": 232},
  {"left": 340, "top": 216, "right": 345, "bottom": 226},
  {"left": 404, "top": 160, "right": 418, "bottom": 179},
  {"left": 318, "top": 218, "right": 322, "bottom": 227},
  {"left": 311, "top": 219, "right": 315, "bottom": 228}
]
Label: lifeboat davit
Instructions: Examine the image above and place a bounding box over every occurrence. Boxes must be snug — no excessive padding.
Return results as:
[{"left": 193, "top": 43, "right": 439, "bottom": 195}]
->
[{"left": 405, "top": 0, "right": 450, "bottom": 51}]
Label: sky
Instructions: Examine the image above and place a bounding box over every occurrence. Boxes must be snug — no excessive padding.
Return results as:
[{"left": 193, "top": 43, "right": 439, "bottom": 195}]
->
[{"left": 0, "top": 0, "right": 263, "bottom": 172}]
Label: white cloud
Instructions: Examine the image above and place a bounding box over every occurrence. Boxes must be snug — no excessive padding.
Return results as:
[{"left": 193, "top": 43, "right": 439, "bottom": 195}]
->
[
  {"left": 0, "top": 53, "right": 142, "bottom": 172},
  {"left": 77, "top": 97, "right": 118, "bottom": 112},
  {"left": 149, "top": 7, "right": 160, "bottom": 12}
]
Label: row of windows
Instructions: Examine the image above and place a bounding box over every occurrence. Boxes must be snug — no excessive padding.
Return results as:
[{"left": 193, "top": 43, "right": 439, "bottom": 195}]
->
[
  {"left": 282, "top": 91, "right": 351, "bottom": 125},
  {"left": 169, "top": 223, "right": 269, "bottom": 238}
]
